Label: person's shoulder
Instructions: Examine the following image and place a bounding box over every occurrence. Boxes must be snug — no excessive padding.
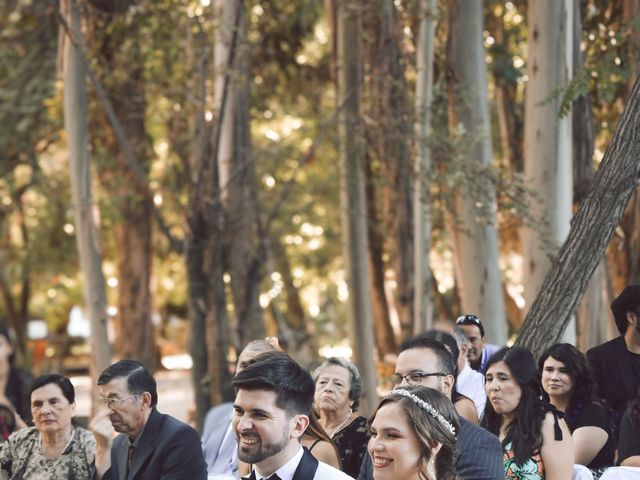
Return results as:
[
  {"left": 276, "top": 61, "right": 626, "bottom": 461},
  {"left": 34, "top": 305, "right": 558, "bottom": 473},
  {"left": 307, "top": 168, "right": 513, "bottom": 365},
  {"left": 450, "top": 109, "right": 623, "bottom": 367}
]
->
[
  {"left": 8, "top": 425, "right": 37, "bottom": 442},
  {"left": 74, "top": 426, "right": 96, "bottom": 444},
  {"left": 459, "top": 418, "right": 500, "bottom": 446},
  {"left": 316, "top": 461, "right": 355, "bottom": 480},
  {"left": 158, "top": 411, "right": 199, "bottom": 435},
  {"left": 587, "top": 336, "right": 624, "bottom": 357}
]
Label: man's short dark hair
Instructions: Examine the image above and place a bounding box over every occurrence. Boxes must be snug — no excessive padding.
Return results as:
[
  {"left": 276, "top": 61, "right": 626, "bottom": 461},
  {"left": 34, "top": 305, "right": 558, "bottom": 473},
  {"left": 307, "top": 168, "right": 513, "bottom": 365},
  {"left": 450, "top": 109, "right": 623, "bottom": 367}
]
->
[
  {"left": 31, "top": 374, "right": 75, "bottom": 404},
  {"left": 400, "top": 334, "right": 456, "bottom": 377},
  {"left": 232, "top": 351, "right": 315, "bottom": 417},
  {"left": 611, "top": 285, "right": 640, "bottom": 335},
  {"left": 98, "top": 359, "right": 158, "bottom": 407},
  {"left": 422, "top": 330, "right": 460, "bottom": 375}
]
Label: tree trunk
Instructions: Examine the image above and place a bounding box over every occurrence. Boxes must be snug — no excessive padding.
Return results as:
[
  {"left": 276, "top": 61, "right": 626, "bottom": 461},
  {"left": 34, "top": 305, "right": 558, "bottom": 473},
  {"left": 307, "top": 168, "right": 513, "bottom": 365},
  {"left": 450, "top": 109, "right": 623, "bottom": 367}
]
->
[
  {"left": 337, "top": 0, "right": 378, "bottom": 414},
  {"left": 365, "top": 0, "right": 414, "bottom": 339},
  {"left": 572, "top": 1, "right": 608, "bottom": 349},
  {"left": 62, "top": 0, "right": 111, "bottom": 390},
  {"left": 214, "top": 3, "right": 264, "bottom": 347},
  {"left": 522, "top": 0, "right": 574, "bottom": 342},
  {"left": 365, "top": 152, "right": 397, "bottom": 357},
  {"left": 96, "top": 12, "right": 155, "bottom": 369},
  {"left": 446, "top": 0, "right": 506, "bottom": 344},
  {"left": 413, "top": 0, "right": 436, "bottom": 335},
  {"left": 515, "top": 74, "right": 640, "bottom": 357}
]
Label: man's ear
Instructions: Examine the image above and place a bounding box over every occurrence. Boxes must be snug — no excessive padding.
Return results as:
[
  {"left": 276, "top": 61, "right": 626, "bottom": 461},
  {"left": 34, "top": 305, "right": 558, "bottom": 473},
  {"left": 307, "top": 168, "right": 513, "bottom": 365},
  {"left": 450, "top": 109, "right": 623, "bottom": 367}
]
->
[
  {"left": 140, "top": 392, "right": 153, "bottom": 408},
  {"left": 441, "top": 374, "right": 455, "bottom": 397},
  {"left": 289, "top": 414, "right": 309, "bottom": 440}
]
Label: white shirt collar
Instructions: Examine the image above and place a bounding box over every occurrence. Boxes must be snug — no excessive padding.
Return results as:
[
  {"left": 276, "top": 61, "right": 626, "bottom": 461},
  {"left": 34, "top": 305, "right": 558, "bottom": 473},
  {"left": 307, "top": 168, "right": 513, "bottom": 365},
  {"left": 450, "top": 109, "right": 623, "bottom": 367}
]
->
[{"left": 254, "top": 445, "right": 303, "bottom": 480}]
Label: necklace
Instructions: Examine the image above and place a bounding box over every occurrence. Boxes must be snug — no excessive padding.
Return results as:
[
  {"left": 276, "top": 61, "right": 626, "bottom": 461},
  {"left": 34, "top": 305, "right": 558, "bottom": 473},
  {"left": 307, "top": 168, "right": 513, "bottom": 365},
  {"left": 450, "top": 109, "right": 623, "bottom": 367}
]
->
[
  {"left": 39, "top": 428, "right": 75, "bottom": 460},
  {"left": 329, "top": 409, "right": 352, "bottom": 437}
]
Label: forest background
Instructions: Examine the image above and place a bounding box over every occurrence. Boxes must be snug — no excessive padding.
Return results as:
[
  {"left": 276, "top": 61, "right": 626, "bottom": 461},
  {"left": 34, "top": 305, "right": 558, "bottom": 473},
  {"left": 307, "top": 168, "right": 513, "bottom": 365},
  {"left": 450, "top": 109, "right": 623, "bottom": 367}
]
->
[{"left": 2, "top": 0, "right": 640, "bottom": 426}]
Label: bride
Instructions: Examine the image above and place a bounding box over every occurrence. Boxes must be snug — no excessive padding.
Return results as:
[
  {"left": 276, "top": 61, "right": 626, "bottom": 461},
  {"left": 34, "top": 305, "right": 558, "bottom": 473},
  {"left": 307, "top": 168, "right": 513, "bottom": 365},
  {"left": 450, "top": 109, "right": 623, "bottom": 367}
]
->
[{"left": 368, "top": 385, "right": 459, "bottom": 480}]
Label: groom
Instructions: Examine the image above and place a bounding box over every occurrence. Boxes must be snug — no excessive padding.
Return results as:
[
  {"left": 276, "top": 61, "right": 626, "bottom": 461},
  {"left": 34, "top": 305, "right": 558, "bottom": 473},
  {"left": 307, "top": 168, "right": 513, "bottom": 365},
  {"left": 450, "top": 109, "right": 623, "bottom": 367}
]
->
[{"left": 232, "top": 352, "right": 353, "bottom": 480}]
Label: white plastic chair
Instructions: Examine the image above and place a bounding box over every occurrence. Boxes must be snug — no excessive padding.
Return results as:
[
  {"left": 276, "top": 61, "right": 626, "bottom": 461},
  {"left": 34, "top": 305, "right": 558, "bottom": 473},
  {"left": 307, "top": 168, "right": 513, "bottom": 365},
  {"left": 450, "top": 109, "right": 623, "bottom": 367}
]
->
[
  {"left": 573, "top": 465, "right": 594, "bottom": 480},
  {"left": 600, "top": 467, "right": 640, "bottom": 479}
]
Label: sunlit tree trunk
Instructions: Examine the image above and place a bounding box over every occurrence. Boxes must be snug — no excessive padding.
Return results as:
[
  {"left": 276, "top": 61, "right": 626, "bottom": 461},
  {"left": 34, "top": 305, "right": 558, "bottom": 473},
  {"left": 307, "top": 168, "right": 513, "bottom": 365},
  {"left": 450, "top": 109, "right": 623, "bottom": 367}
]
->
[
  {"left": 62, "top": 0, "right": 111, "bottom": 390},
  {"left": 446, "top": 0, "right": 506, "bottom": 344},
  {"left": 413, "top": 0, "right": 436, "bottom": 334},
  {"left": 337, "top": 0, "right": 377, "bottom": 413},
  {"left": 213, "top": 2, "right": 264, "bottom": 346},
  {"left": 522, "top": 0, "right": 574, "bottom": 342}
]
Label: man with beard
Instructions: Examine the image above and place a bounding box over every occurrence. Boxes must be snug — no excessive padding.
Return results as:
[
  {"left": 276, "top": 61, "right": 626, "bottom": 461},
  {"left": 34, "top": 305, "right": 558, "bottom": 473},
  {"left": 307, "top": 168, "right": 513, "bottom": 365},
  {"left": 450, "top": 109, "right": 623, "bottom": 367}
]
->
[
  {"left": 90, "top": 360, "right": 206, "bottom": 479},
  {"left": 587, "top": 284, "right": 640, "bottom": 435},
  {"left": 232, "top": 351, "right": 353, "bottom": 480}
]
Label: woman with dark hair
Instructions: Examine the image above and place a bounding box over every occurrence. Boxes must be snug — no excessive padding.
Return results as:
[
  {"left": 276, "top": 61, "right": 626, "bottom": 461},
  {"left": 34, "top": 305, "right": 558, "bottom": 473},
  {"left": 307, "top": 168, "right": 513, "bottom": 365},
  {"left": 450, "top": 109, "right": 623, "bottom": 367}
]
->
[
  {"left": 0, "top": 374, "right": 95, "bottom": 479},
  {"left": 0, "top": 323, "right": 31, "bottom": 428},
  {"left": 482, "top": 347, "right": 573, "bottom": 480},
  {"left": 313, "top": 357, "right": 370, "bottom": 477},
  {"left": 618, "top": 386, "right": 640, "bottom": 467},
  {"left": 539, "top": 343, "right": 614, "bottom": 477},
  {"left": 368, "top": 385, "right": 459, "bottom": 480},
  {"left": 300, "top": 409, "right": 341, "bottom": 469}
]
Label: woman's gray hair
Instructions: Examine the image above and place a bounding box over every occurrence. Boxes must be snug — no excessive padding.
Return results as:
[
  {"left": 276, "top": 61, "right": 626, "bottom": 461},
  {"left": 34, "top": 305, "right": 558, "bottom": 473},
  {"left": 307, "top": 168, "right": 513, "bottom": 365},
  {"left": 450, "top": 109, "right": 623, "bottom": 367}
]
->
[{"left": 312, "top": 357, "right": 363, "bottom": 411}]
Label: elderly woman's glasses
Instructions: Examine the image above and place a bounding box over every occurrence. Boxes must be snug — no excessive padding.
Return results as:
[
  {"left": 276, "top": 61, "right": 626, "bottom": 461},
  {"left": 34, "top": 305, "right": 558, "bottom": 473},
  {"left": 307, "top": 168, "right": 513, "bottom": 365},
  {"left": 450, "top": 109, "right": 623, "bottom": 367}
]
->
[
  {"left": 98, "top": 395, "right": 138, "bottom": 410},
  {"left": 393, "top": 372, "right": 447, "bottom": 385}
]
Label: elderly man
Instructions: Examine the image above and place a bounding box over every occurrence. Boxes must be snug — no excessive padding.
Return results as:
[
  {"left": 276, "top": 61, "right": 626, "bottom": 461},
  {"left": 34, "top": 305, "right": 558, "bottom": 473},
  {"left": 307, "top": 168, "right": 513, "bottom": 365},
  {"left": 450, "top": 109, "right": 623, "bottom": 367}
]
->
[
  {"left": 358, "top": 335, "right": 502, "bottom": 480},
  {"left": 91, "top": 360, "right": 206, "bottom": 480},
  {"left": 233, "top": 351, "right": 353, "bottom": 479}
]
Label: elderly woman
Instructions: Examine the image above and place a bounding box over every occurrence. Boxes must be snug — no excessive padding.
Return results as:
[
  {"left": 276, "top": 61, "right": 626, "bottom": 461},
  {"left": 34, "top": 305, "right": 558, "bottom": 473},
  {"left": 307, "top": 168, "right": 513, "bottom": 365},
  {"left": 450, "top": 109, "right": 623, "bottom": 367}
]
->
[
  {"left": 313, "top": 357, "right": 370, "bottom": 477},
  {"left": 0, "top": 374, "right": 95, "bottom": 479}
]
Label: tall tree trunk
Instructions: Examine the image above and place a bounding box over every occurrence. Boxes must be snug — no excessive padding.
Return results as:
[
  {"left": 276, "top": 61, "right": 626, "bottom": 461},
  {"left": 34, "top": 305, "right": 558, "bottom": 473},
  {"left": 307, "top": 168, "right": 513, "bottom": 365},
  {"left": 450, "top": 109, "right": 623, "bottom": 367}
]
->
[
  {"left": 365, "top": 152, "right": 397, "bottom": 357},
  {"left": 522, "top": 0, "right": 574, "bottom": 342},
  {"left": 96, "top": 11, "right": 155, "bottom": 369},
  {"left": 413, "top": 0, "right": 436, "bottom": 334},
  {"left": 214, "top": 2, "right": 264, "bottom": 347},
  {"left": 365, "top": 0, "right": 414, "bottom": 339},
  {"left": 186, "top": 22, "right": 233, "bottom": 429},
  {"left": 337, "top": 0, "right": 378, "bottom": 414},
  {"left": 446, "top": 0, "right": 506, "bottom": 344},
  {"left": 62, "top": 0, "right": 111, "bottom": 392},
  {"left": 515, "top": 74, "right": 640, "bottom": 357},
  {"left": 572, "top": 1, "right": 608, "bottom": 350}
]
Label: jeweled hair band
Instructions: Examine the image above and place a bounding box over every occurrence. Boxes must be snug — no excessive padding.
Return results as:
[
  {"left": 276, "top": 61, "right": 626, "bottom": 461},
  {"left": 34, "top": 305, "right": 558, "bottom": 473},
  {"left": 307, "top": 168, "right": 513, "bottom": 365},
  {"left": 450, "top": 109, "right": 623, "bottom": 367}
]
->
[{"left": 390, "top": 388, "right": 457, "bottom": 436}]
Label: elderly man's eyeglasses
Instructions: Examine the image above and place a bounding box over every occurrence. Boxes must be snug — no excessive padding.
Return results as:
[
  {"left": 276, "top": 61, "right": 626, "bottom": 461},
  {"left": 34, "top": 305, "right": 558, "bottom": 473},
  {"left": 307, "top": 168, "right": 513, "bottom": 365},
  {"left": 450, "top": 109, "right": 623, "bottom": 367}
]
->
[
  {"left": 393, "top": 372, "right": 447, "bottom": 385},
  {"left": 456, "top": 314, "right": 481, "bottom": 326},
  {"left": 99, "top": 395, "right": 138, "bottom": 410}
]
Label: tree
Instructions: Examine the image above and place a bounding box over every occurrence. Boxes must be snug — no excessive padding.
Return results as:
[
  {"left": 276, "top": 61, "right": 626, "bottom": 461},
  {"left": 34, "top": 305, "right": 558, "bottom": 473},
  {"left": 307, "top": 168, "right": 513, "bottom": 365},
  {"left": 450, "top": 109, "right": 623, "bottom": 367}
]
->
[
  {"left": 89, "top": 4, "right": 155, "bottom": 369},
  {"left": 337, "top": 0, "right": 378, "bottom": 412},
  {"left": 61, "top": 0, "right": 111, "bottom": 383},
  {"left": 521, "top": 0, "right": 574, "bottom": 341},
  {"left": 516, "top": 73, "right": 640, "bottom": 357},
  {"left": 413, "top": 0, "right": 437, "bottom": 335},
  {"left": 446, "top": 0, "right": 506, "bottom": 344}
]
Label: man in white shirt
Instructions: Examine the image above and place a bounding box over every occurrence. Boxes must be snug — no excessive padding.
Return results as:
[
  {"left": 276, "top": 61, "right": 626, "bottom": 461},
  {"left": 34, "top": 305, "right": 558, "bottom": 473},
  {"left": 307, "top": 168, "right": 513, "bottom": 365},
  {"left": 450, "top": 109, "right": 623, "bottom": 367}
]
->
[
  {"left": 451, "top": 327, "right": 486, "bottom": 419},
  {"left": 233, "top": 352, "right": 354, "bottom": 480}
]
